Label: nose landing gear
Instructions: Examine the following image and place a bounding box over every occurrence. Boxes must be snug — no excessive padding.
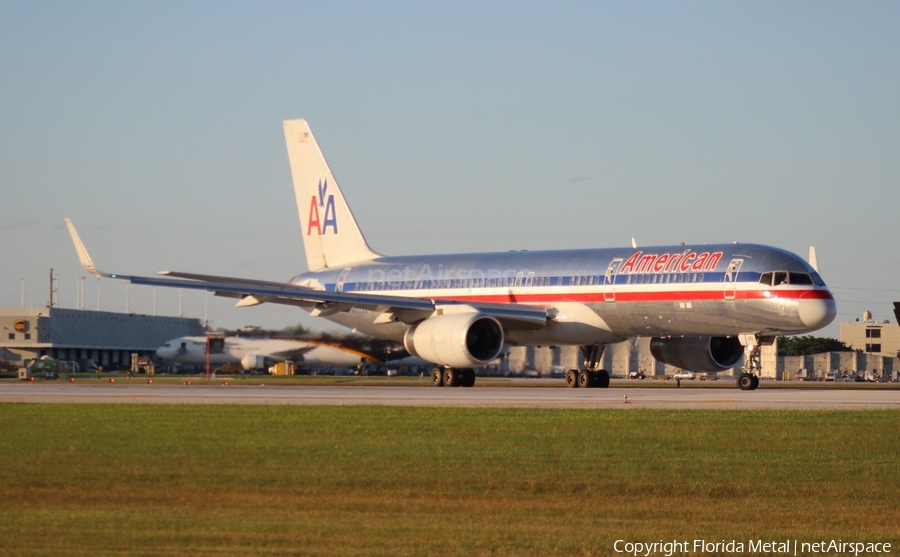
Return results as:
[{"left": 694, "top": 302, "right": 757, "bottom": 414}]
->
[{"left": 737, "top": 372, "right": 759, "bottom": 390}]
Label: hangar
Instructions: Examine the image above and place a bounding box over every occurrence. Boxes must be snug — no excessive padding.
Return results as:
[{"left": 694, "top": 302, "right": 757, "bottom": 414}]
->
[{"left": 0, "top": 306, "right": 205, "bottom": 370}]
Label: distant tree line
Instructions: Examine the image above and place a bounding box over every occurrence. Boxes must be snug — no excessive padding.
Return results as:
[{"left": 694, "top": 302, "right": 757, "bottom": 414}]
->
[{"left": 776, "top": 336, "right": 851, "bottom": 356}]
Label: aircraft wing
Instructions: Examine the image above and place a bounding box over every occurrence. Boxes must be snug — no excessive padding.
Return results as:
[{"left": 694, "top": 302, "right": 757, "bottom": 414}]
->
[{"left": 65, "top": 220, "right": 550, "bottom": 329}]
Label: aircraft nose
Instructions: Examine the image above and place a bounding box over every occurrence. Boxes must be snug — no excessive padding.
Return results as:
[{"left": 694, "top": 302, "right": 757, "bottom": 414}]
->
[
  {"left": 798, "top": 291, "right": 837, "bottom": 330},
  {"left": 156, "top": 346, "right": 173, "bottom": 360}
]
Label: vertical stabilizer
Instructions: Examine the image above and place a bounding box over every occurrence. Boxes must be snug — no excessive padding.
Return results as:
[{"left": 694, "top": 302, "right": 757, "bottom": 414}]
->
[
  {"left": 283, "top": 119, "right": 381, "bottom": 271},
  {"left": 808, "top": 246, "right": 819, "bottom": 272}
]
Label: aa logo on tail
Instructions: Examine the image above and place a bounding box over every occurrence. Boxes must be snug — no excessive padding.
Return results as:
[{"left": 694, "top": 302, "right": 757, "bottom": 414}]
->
[{"left": 307, "top": 178, "right": 338, "bottom": 236}]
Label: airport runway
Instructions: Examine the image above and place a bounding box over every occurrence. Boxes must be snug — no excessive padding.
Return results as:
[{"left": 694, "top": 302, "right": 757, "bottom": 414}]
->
[{"left": 2, "top": 381, "right": 899, "bottom": 409}]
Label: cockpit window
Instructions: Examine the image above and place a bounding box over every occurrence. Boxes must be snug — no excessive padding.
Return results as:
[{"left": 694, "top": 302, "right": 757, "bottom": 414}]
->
[{"left": 759, "top": 270, "right": 823, "bottom": 287}]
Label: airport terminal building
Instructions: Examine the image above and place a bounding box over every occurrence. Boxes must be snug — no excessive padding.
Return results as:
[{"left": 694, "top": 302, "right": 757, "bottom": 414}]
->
[
  {"left": 840, "top": 314, "right": 900, "bottom": 359},
  {"left": 0, "top": 307, "right": 205, "bottom": 369}
]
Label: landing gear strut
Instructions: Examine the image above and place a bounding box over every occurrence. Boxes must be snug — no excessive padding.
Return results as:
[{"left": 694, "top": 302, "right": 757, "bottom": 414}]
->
[
  {"left": 431, "top": 367, "right": 476, "bottom": 387},
  {"left": 736, "top": 336, "right": 767, "bottom": 391},
  {"left": 566, "top": 345, "right": 611, "bottom": 388}
]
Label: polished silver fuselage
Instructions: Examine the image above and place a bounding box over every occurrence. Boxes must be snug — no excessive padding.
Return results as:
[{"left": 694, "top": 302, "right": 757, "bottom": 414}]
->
[{"left": 291, "top": 243, "right": 836, "bottom": 346}]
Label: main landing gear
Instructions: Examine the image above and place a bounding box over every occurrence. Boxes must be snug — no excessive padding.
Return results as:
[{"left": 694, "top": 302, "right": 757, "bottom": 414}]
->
[
  {"left": 565, "top": 344, "right": 611, "bottom": 388},
  {"left": 431, "top": 367, "right": 476, "bottom": 387}
]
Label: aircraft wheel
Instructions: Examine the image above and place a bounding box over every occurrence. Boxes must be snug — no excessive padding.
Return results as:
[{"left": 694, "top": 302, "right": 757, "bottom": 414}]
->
[
  {"left": 565, "top": 369, "right": 579, "bottom": 388},
  {"left": 578, "top": 371, "right": 593, "bottom": 388},
  {"left": 597, "top": 370, "right": 611, "bottom": 388},
  {"left": 737, "top": 373, "right": 754, "bottom": 391},
  {"left": 750, "top": 375, "right": 760, "bottom": 390},
  {"left": 431, "top": 367, "right": 444, "bottom": 387},
  {"left": 461, "top": 368, "right": 476, "bottom": 387},
  {"left": 443, "top": 368, "right": 460, "bottom": 387}
]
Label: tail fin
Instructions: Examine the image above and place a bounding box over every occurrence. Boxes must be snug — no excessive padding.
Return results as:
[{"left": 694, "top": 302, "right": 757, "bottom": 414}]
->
[{"left": 283, "top": 119, "right": 381, "bottom": 271}]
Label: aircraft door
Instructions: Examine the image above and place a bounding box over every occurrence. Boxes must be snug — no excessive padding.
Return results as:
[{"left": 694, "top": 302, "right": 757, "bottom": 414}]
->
[
  {"left": 514, "top": 271, "right": 535, "bottom": 298},
  {"left": 336, "top": 268, "right": 352, "bottom": 293},
  {"left": 604, "top": 259, "right": 623, "bottom": 302},
  {"left": 723, "top": 259, "right": 743, "bottom": 300}
]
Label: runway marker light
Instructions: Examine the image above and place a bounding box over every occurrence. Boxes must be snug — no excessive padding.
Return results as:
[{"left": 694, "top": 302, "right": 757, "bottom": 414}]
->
[
  {"left": 623, "top": 394, "right": 628, "bottom": 404},
  {"left": 109, "top": 378, "right": 115, "bottom": 384},
  {"left": 222, "top": 381, "right": 229, "bottom": 387},
  {"left": 69, "top": 377, "right": 75, "bottom": 383},
  {"left": 29, "top": 377, "right": 35, "bottom": 383},
  {"left": 184, "top": 380, "right": 192, "bottom": 386},
  {"left": 147, "top": 379, "right": 153, "bottom": 385}
]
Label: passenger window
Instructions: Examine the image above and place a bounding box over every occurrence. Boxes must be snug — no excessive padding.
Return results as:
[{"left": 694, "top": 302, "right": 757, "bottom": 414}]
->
[{"left": 759, "top": 272, "right": 773, "bottom": 286}]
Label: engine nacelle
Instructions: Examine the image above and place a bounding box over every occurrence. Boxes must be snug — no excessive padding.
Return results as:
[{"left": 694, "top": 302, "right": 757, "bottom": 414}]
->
[
  {"left": 649, "top": 336, "right": 744, "bottom": 373},
  {"left": 403, "top": 313, "right": 504, "bottom": 368},
  {"left": 241, "top": 354, "right": 268, "bottom": 371}
]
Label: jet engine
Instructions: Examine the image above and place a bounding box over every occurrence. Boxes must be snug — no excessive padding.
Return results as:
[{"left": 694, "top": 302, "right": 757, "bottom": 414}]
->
[
  {"left": 649, "top": 336, "right": 744, "bottom": 373},
  {"left": 241, "top": 354, "right": 268, "bottom": 371},
  {"left": 403, "top": 313, "right": 504, "bottom": 368}
]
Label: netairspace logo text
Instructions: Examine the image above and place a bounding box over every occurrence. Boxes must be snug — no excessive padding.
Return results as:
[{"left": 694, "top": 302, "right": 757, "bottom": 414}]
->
[{"left": 613, "top": 539, "right": 892, "bottom": 556}]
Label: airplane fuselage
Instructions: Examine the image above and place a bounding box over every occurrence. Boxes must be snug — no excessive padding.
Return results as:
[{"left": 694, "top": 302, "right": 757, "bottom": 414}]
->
[
  {"left": 291, "top": 243, "right": 834, "bottom": 346},
  {"left": 156, "top": 336, "right": 367, "bottom": 368}
]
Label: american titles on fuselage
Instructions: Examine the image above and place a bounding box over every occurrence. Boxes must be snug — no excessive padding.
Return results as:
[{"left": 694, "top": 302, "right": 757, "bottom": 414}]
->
[{"left": 619, "top": 249, "right": 722, "bottom": 275}]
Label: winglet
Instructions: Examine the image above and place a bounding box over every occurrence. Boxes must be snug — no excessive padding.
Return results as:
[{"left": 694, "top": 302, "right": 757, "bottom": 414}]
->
[{"left": 65, "top": 219, "right": 108, "bottom": 277}]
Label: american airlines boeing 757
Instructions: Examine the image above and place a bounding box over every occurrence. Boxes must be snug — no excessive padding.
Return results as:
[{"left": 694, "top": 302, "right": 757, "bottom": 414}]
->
[{"left": 66, "top": 119, "right": 836, "bottom": 390}]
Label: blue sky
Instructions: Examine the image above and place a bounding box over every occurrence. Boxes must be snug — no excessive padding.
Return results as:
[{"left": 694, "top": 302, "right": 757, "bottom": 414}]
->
[{"left": 1, "top": 1, "right": 898, "bottom": 338}]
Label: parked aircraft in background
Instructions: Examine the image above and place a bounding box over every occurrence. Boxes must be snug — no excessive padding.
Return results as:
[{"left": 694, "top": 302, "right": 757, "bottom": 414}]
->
[
  {"left": 155, "top": 335, "right": 372, "bottom": 371},
  {"left": 66, "top": 119, "right": 836, "bottom": 391}
]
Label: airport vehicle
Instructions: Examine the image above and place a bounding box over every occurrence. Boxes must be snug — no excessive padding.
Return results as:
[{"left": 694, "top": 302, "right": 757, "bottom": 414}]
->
[
  {"left": 673, "top": 370, "right": 697, "bottom": 380},
  {"left": 66, "top": 119, "right": 836, "bottom": 391},
  {"left": 156, "top": 335, "right": 373, "bottom": 371},
  {"left": 23, "top": 358, "right": 77, "bottom": 378}
]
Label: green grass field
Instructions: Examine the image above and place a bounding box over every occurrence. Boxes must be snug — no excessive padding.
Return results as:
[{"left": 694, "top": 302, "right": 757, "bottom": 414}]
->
[{"left": 1, "top": 405, "right": 897, "bottom": 556}]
